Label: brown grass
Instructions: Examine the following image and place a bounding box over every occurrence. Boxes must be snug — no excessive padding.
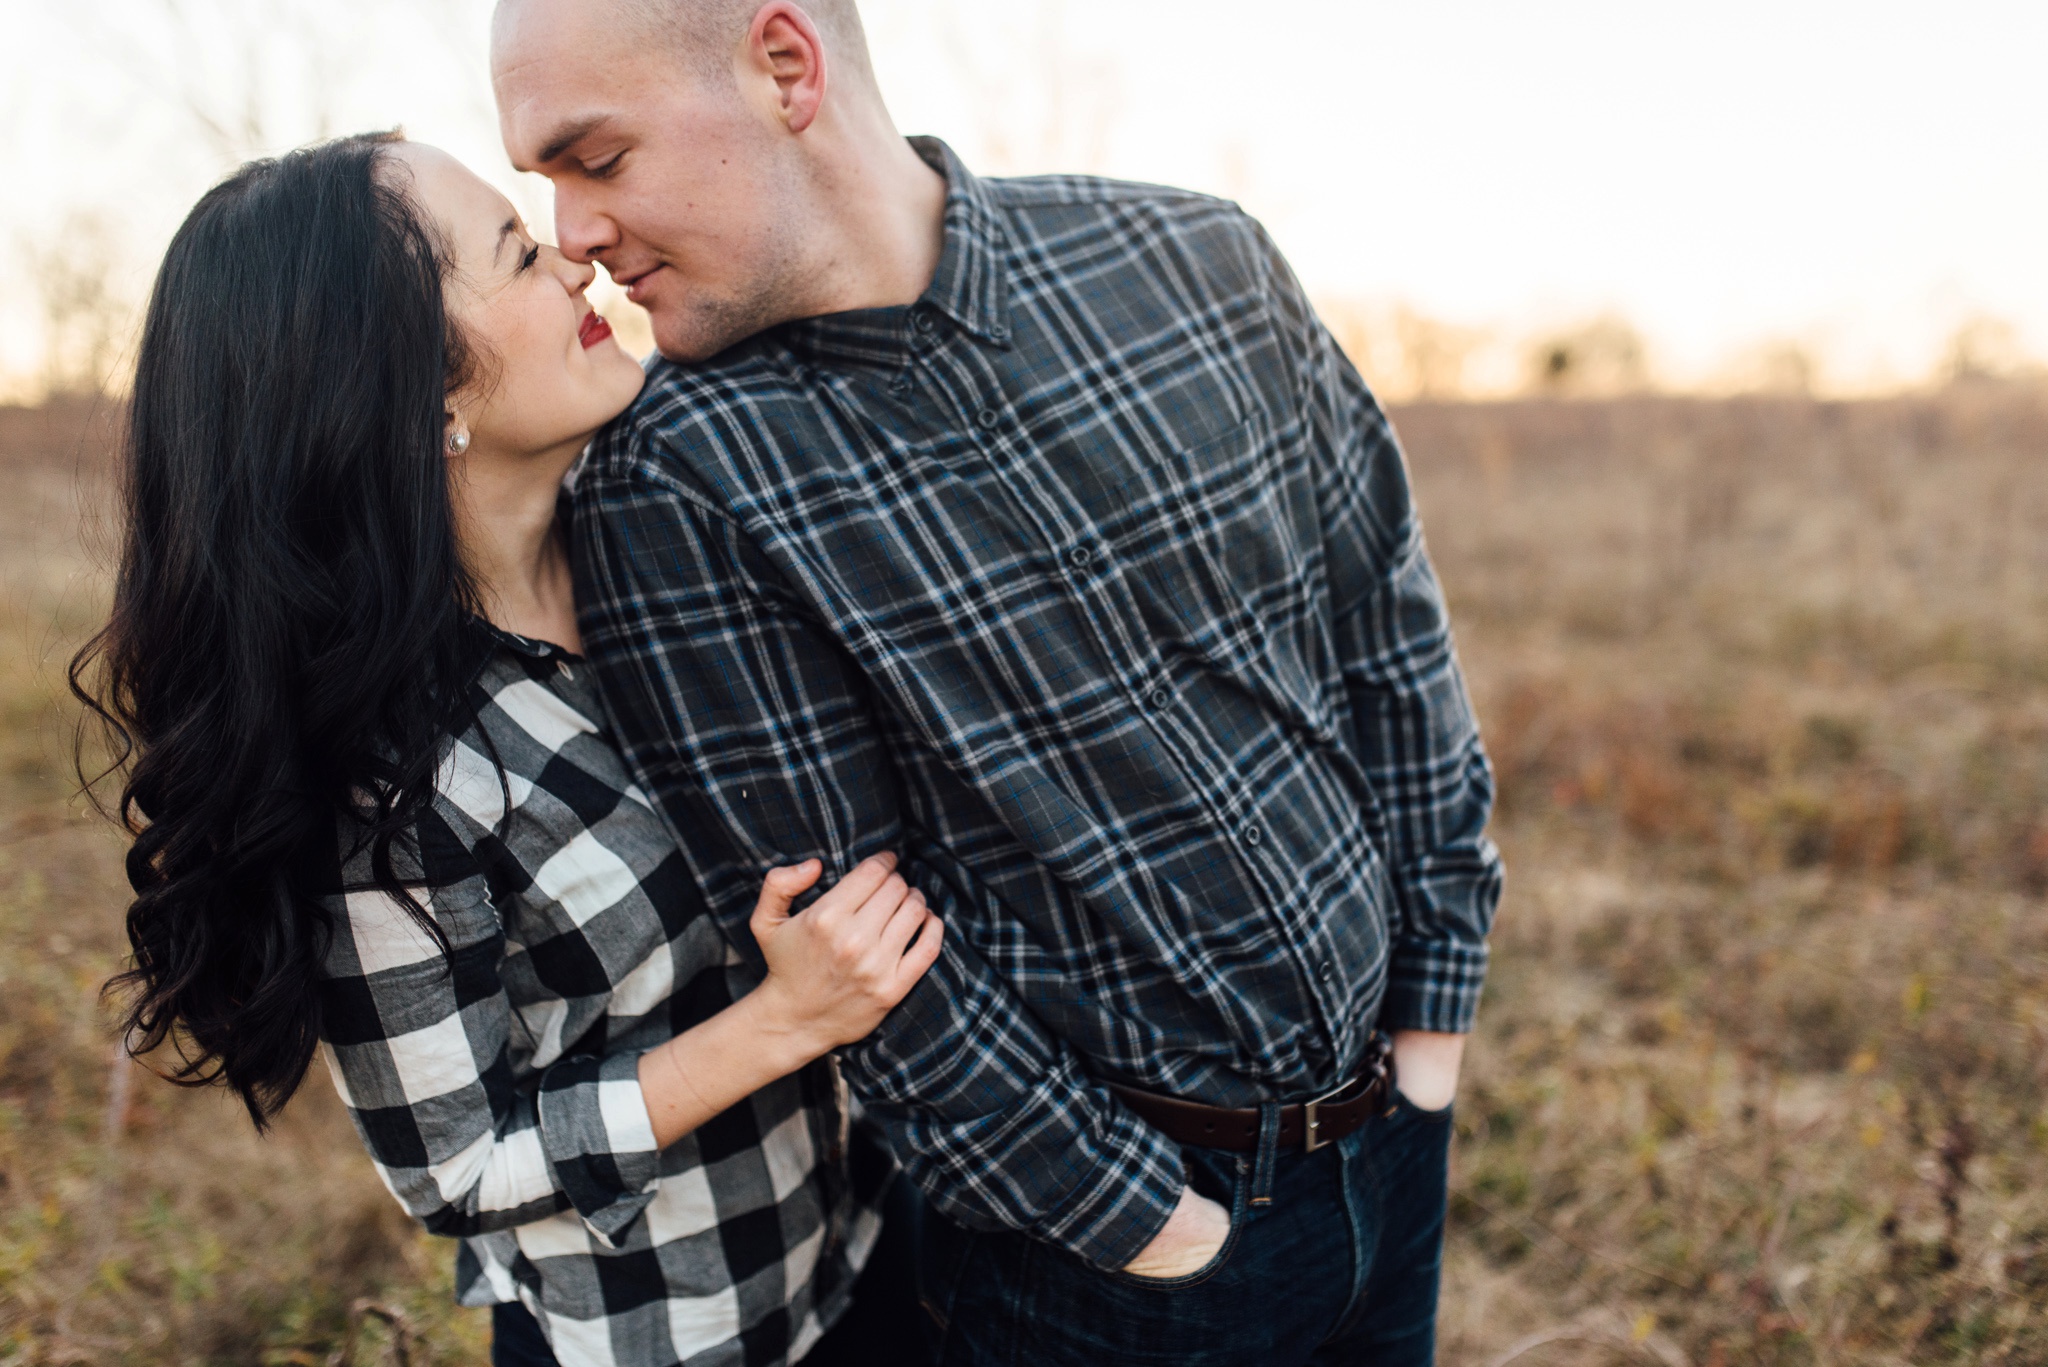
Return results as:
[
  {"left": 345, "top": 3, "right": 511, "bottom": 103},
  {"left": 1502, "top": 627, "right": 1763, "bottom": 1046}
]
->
[
  {"left": 1404, "top": 386, "right": 2048, "bottom": 1364},
  {"left": 0, "top": 400, "right": 488, "bottom": 1365},
  {"left": 0, "top": 386, "right": 2043, "bottom": 1363}
]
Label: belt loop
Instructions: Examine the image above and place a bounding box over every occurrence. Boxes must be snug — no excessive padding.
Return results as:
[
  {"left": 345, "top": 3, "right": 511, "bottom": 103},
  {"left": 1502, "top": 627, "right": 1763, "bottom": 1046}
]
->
[{"left": 1249, "top": 1101, "right": 1282, "bottom": 1207}]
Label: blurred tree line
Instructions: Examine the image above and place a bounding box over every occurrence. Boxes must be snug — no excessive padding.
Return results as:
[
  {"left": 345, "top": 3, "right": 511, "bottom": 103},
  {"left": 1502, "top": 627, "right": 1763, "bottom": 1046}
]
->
[{"left": 13, "top": 0, "right": 2042, "bottom": 405}]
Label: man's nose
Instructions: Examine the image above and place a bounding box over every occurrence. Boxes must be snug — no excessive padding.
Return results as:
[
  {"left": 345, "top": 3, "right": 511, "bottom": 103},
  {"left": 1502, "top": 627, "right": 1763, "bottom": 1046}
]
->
[{"left": 553, "top": 185, "right": 616, "bottom": 265}]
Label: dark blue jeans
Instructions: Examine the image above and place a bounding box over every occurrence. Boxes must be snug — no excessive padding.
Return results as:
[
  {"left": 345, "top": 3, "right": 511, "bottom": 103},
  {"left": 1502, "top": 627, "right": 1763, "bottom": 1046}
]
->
[{"left": 916, "top": 1093, "right": 1453, "bottom": 1366}]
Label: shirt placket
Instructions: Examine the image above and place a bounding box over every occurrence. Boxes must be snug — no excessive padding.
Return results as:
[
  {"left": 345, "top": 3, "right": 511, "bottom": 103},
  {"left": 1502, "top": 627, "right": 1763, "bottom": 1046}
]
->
[{"left": 904, "top": 305, "right": 1352, "bottom": 1075}]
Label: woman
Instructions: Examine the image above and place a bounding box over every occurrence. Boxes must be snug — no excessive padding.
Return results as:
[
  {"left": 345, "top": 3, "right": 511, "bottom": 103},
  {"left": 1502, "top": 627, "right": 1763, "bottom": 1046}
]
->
[{"left": 74, "top": 131, "right": 941, "bottom": 1367}]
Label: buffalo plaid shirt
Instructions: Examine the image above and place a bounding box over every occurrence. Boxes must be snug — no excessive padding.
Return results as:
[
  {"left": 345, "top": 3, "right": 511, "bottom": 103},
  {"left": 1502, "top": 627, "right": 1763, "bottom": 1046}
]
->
[
  {"left": 572, "top": 138, "right": 1503, "bottom": 1272},
  {"left": 317, "top": 629, "right": 887, "bottom": 1367}
]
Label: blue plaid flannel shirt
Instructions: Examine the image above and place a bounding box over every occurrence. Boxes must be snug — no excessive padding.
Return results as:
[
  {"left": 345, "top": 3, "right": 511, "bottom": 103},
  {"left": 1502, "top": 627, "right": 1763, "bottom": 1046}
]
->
[{"left": 571, "top": 138, "right": 1503, "bottom": 1272}]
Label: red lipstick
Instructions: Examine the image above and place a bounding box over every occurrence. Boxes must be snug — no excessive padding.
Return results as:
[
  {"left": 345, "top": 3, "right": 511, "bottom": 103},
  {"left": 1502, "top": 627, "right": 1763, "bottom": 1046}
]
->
[{"left": 578, "top": 312, "right": 613, "bottom": 349}]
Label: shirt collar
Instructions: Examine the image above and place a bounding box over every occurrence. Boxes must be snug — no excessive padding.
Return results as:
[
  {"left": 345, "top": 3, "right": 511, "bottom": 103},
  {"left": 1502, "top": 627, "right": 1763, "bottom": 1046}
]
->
[
  {"left": 907, "top": 137, "right": 1013, "bottom": 346},
  {"left": 746, "top": 138, "right": 1013, "bottom": 362}
]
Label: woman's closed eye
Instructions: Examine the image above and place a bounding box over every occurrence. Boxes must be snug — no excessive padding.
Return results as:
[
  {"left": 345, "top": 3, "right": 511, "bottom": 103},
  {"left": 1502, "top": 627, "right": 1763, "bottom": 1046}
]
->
[{"left": 517, "top": 242, "right": 541, "bottom": 273}]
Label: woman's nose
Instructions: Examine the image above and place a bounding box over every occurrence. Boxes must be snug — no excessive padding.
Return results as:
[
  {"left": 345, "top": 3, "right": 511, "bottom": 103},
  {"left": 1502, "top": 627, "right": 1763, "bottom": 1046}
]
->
[{"left": 550, "top": 246, "right": 596, "bottom": 293}]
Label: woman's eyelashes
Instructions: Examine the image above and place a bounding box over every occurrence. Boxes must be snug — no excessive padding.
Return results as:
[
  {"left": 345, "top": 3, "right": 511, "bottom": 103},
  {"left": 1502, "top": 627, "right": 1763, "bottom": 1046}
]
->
[{"left": 518, "top": 243, "right": 542, "bottom": 273}]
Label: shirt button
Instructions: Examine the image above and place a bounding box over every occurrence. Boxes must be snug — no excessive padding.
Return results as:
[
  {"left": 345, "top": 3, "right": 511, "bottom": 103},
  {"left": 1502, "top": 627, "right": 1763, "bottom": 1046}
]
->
[
  {"left": 1318, "top": 961, "right": 1334, "bottom": 981},
  {"left": 1243, "top": 824, "right": 1264, "bottom": 847},
  {"left": 1147, "top": 686, "right": 1172, "bottom": 710},
  {"left": 556, "top": 659, "right": 575, "bottom": 681},
  {"left": 976, "top": 407, "right": 1001, "bottom": 429},
  {"left": 1068, "top": 545, "right": 1094, "bottom": 567},
  {"left": 911, "top": 309, "right": 936, "bottom": 334}
]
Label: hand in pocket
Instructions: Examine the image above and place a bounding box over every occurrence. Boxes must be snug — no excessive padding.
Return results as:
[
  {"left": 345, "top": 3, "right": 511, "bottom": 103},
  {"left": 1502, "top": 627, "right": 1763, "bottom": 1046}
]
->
[{"left": 1121, "top": 1187, "right": 1232, "bottom": 1280}]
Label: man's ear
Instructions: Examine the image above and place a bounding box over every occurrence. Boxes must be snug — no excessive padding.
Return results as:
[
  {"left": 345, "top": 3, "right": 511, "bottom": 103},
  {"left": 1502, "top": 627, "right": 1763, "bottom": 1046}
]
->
[{"left": 745, "top": 3, "right": 828, "bottom": 134}]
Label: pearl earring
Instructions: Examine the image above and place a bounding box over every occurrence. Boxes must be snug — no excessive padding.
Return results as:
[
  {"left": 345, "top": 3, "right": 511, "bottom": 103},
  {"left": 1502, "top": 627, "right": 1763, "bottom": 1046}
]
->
[{"left": 447, "top": 427, "right": 471, "bottom": 455}]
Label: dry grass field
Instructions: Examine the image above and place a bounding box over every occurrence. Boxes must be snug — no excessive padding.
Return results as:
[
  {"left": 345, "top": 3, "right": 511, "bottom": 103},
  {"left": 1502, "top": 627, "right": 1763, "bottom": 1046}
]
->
[
  {"left": 1406, "top": 389, "right": 2048, "bottom": 1365},
  {"left": 0, "top": 386, "right": 2043, "bottom": 1364},
  {"left": 0, "top": 401, "right": 488, "bottom": 1367}
]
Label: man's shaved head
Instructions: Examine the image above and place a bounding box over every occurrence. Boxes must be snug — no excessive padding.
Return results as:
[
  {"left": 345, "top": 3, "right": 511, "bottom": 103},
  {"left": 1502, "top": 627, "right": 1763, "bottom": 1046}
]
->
[{"left": 615, "top": 0, "right": 876, "bottom": 87}]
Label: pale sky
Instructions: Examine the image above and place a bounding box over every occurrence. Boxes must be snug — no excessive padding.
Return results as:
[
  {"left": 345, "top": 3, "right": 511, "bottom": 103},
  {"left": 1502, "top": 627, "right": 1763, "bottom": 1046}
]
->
[{"left": 3, "top": 0, "right": 2044, "bottom": 397}]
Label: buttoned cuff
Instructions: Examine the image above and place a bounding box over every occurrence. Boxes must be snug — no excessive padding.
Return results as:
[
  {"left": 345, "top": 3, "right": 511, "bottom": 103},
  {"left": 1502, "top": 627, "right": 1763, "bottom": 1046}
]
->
[
  {"left": 536, "top": 1050, "right": 662, "bottom": 1247},
  {"left": 1380, "top": 937, "right": 1491, "bottom": 1034},
  {"left": 862, "top": 1072, "right": 1188, "bottom": 1274},
  {"left": 1032, "top": 1094, "right": 1187, "bottom": 1271}
]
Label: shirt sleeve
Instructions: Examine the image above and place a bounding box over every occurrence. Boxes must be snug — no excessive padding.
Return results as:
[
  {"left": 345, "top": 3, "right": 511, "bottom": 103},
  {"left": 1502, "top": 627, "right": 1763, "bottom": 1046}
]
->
[
  {"left": 317, "top": 815, "right": 663, "bottom": 1248},
  {"left": 571, "top": 460, "right": 1185, "bottom": 1273},
  {"left": 1252, "top": 224, "right": 1505, "bottom": 1035}
]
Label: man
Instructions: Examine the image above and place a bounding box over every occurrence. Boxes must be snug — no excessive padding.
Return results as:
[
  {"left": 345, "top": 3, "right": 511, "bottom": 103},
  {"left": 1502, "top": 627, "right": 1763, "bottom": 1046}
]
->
[{"left": 492, "top": 2, "right": 1502, "bottom": 1362}]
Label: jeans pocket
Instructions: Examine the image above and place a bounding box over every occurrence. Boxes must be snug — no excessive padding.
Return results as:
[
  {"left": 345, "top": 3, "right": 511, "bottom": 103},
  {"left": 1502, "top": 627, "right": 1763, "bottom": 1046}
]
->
[
  {"left": 1097, "top": 1152, "right": 1251, "bottom": 1292},
  {"left": 1391, "top": 1089, "right": 1456, "bottom": 1124}
]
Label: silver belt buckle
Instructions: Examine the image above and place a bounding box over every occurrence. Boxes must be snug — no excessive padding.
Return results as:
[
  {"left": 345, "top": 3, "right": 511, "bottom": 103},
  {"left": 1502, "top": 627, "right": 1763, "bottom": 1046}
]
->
[{"left": 1301, "top": 1079, "right": 1353, "bottom": 1153}]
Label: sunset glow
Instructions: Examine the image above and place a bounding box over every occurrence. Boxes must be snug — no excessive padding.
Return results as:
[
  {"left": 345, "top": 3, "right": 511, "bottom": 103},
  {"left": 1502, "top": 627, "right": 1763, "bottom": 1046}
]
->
[{"left": 3, "top": 0, "right": 2043, "bottom": 397}]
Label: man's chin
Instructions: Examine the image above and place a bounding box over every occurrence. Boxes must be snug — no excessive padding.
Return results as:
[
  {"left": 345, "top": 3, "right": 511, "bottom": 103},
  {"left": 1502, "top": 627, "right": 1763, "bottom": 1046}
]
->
[
  {"left": 650, "top": 328, "right": 723, "bottom": 365},
  {"left": 649, "top": 294, "right": 795, "bottom": 366}
]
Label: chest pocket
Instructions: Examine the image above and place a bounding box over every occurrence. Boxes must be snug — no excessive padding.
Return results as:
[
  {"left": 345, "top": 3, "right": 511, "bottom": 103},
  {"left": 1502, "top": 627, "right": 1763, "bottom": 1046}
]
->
[{"left": 1090, "top": 415, "right": 1338, "bottom": 739}]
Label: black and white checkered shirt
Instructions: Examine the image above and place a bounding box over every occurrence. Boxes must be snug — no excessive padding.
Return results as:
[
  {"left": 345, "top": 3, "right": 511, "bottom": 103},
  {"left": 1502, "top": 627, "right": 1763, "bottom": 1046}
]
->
[
  {"left": 317, "top": 627, "right": 886, "bottom": 1367},
  {"left": 572, "top": 138, "right": 1503, "bottom": 1271}
]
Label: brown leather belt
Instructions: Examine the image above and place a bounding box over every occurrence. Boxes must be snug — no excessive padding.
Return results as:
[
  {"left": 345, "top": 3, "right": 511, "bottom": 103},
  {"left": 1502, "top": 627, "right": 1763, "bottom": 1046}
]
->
[{"left": 1106, "top": 1036, "right": 1396, "bottom": 1154}]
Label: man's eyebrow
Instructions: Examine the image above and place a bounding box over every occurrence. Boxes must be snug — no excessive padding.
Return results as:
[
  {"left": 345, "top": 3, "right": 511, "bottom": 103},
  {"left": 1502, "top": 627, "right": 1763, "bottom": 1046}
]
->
[
  {"left": 537, "top": 115, "right": 611, "bottom": 167},
  {"left": 492, "top": 218, "right": 519, "bottom": 264}
]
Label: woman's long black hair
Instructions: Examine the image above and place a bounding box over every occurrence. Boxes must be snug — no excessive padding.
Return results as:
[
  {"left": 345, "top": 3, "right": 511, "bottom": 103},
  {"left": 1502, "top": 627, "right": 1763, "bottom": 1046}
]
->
[{"left": 73, "top": 132, "right": 490, "bottom": 1127}]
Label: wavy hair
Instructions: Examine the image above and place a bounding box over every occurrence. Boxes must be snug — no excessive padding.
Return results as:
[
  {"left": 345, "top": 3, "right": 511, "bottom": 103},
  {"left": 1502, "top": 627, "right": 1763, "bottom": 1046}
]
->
[{"left": 72, "top": 132, "right": 490, "bottom": 1127}]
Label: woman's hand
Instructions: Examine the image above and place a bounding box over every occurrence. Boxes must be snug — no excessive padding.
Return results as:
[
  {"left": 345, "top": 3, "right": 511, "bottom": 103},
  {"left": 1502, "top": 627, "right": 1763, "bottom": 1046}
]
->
[
  {"left": 637, "top": 853, "right": 941, "bottom": 1150},
  {"left": 743, "top": 853, "right": 944, "bottom": 1068}
]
